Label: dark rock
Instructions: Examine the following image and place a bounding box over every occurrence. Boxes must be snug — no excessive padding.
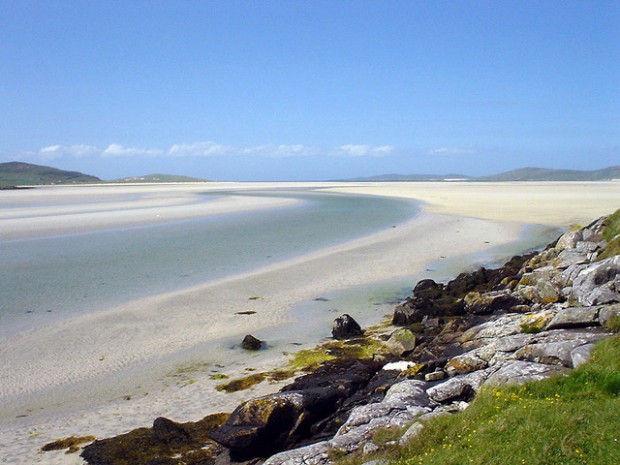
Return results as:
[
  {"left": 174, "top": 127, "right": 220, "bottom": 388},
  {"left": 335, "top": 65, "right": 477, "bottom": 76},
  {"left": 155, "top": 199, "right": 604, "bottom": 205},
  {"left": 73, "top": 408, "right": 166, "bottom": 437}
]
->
[
  {"left": 412, "top": 279, "right": 444, "bottom": 299},
  {"left": 464, "top": 290, "right": 522, "bottom": 315},
  {"left": 210, "top": 359, "right": 382, "bottom": 459},
  {"left": 393, "top": 254, "right": 534, "bottom": 326},
  {"left": 81, "top": 414, "right": 227, "bottom": 465},
  {"left": 210, "top": 389, "right": 339, "bottom": 459},
  {"left": 241, "top": 334, "right": 264, "bottom": 351},
  {"left": 152, "top": 417, "right": 192, "bottom": 447},
  {"left": 332, "top": 314, "right": 363, "bottom": 339}
]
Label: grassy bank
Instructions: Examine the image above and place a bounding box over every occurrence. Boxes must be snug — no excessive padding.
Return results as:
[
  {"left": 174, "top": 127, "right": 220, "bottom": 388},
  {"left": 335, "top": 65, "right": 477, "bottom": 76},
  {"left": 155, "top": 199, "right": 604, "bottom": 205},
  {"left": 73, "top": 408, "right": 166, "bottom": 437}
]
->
[{"left": 361, "top": 336, "right": 620, "bottom": 465}]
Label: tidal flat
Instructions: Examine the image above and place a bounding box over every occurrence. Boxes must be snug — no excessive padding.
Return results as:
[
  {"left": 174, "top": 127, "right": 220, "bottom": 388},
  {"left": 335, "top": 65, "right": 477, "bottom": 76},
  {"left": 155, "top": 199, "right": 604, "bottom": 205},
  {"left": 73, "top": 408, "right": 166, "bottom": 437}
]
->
[{"left": 1, "top": 181, "right": 620, "bottom": 465}]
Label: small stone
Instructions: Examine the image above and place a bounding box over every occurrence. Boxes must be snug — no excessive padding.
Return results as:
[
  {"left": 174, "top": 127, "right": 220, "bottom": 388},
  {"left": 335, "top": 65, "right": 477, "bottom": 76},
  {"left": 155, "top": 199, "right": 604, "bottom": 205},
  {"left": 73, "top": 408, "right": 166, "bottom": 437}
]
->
[
  {"left": 425, "top": 370, "right": 446, "bottom": 382},
  {"left": 362, "top": 442, "right": 380, "bottom": 455},
  {"left": 241, "top": 334, "right": 264, "bottom": 350}
]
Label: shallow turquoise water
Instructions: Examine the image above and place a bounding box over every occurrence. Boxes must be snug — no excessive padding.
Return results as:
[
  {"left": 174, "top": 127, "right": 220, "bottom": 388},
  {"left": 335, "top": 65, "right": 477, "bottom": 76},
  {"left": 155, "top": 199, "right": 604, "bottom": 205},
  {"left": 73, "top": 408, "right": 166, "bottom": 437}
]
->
[{"left": 0, "top": 189, "right": 418, "bottom": 336}]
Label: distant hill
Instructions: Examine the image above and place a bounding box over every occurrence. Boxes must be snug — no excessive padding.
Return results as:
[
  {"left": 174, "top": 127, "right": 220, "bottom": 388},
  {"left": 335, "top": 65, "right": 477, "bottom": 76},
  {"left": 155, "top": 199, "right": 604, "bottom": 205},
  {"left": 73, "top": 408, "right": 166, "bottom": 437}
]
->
[
  {"left": 0, "top": 161, "right": 100, "bottom": 187},
  {"left": 476, "top": 166, "right": 620, "bottom": 181},
  {"left": 341, "top": 166, "right": 620, "bottom": 182},
  {"left": 112, "top": 174, "right": 209, "bottom": 183},
  {"left": 339, "top": 173, "right": 472, "bottom": 182}
]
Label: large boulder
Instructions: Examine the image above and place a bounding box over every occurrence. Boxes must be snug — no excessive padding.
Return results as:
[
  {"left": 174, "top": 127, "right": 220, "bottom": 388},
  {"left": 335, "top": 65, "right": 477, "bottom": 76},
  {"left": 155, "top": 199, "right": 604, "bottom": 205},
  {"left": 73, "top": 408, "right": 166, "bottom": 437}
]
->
[
  {"left": 211, "top": 359, "right": 381, "bottom": 460},
  {"left": 570, "top": 256, "right": 620, "bottom": 306},
  {"left": 385, "top": 328, "right": 417, "bottom": 356},
  {"left": 209, "top": 392, "right": 316, "bottom": 459},
  {"left": 332, "top": 314, "right": 363, "bottom": 339}
]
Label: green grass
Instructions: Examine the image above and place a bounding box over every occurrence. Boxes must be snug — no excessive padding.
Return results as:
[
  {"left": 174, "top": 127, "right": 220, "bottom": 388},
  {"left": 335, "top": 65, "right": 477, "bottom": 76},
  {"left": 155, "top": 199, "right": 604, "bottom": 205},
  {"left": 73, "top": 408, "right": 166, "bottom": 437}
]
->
[
  {"left": 599, "top": 209, "right": 620, "bottom": 260},
  {"left": 377, "top": 336, "right": 620, "bottom": 465}
]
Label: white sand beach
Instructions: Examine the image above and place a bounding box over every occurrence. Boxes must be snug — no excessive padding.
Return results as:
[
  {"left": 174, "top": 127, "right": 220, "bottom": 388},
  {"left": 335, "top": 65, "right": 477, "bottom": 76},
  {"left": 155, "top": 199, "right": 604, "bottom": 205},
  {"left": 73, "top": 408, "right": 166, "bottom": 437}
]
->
[{"left": 1, "top": 181, "right": 619, "bottom": 465}]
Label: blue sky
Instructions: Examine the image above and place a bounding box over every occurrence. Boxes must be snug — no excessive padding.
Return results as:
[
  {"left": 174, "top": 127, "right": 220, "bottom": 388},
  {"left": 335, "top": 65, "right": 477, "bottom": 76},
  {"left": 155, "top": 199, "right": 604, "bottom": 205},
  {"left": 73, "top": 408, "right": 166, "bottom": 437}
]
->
[{"left": 1, "top": 1, "right": 618, "bottom": 181}]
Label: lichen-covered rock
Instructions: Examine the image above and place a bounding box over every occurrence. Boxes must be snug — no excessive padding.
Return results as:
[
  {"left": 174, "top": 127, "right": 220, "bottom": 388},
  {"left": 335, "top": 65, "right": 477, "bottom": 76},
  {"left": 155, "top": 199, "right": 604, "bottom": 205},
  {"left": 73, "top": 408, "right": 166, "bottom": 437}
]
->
[
  {"left": 445, "top": 352, "right": 488, "bottom": 376},
  {"left": 399, "top": 422, "right": 425, "bottom": 446},
  {"left": 520, "top": 310, "right": 556, "bottom": 333},
  {"left": 332, "top": 314, "right": 364, "bottom": 339},
  {"left": 460, "top": 314, "right": 522, "bottom": 342},
  {"left": 385, "top": 328, "right": 417, "bottom": 356}
]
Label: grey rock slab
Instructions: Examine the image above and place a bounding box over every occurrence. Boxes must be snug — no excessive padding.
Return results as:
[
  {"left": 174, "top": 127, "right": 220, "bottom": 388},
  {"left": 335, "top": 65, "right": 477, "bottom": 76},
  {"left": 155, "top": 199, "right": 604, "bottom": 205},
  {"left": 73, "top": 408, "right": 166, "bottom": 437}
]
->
[
  {"left": 384, "top": 379, "right": 433, "bottom": 405},
  {"left": 426, "top": 369, "right": 492, "bottom": 403},
  {"left": 264, "top": 442, "right": 331, "bottom": 465},
  {"left": 460, "top": 314, "right": 522, "bottom": 342},
  {"left": 493, "top": 333, "right": 538, "bottom": 352},
  {"left": 514, "top": 340, "right": 588, "bottom": 367},
  {"left": 546, "top": 307, "right": 601, "bottom": 330},
  {"left": 553, "top": 250, "right": 589, "bottom": 270},
  {"left": 575, "top": 241, "right": 599, "bottom": 254},
  {"left": 338, "top": 380, "right": 433, "bottom": 435},
  {"left": 483, "top": 360, "right": 567, "bottom": 387}
]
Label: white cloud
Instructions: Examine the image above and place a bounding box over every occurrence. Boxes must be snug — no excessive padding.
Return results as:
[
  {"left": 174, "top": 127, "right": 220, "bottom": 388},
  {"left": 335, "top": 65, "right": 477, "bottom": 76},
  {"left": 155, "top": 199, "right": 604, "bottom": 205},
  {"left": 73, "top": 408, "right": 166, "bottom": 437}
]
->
[
  {"left": 336, "top": 145, "right": 395, "bottom": 157},
  {"left": 102, "top": 144, "right": 164, "bottom": 157},
  {"left": 428, "top": 147, "right": 476, "bottom": 155},
  {"left": 240, "top": 144, "right": 318, "bottom": 158},
  {"left": 38, "top": 144, "right": 99, "bottom": 159},
  {"left": 168, "top": 141, "right": 233, "bottom": 157},
  {"left": 25, "top": 141, "right": 398, "bottom": 160}
]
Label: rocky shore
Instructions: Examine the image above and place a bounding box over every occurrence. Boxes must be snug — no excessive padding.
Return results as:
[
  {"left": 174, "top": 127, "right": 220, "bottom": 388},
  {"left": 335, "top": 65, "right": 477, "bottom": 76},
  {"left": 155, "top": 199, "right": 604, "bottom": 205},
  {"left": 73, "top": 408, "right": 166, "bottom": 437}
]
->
[{"left": 45, "top": 211, "right": 620, "bottom": 465}]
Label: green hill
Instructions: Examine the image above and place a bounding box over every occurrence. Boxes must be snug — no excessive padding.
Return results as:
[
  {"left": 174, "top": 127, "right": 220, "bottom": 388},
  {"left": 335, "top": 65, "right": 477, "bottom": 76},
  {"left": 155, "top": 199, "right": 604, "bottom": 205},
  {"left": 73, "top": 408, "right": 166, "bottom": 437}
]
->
[
  {"left": 477, "top": 165, "right": 620, "bottom": 181},
  {"left": 340, "top": 166, "right": 620, "bottom": 182},
  {"left": 0, "top": 161, "right": 101, "bottom": 187}
]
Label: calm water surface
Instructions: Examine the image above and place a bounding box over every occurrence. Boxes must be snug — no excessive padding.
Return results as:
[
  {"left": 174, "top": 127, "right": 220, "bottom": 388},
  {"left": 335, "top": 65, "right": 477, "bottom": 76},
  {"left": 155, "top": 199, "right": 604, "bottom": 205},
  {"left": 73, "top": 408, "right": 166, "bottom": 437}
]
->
[{"left": 0, "top": 189, "right": 418, "bottom": 336}]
